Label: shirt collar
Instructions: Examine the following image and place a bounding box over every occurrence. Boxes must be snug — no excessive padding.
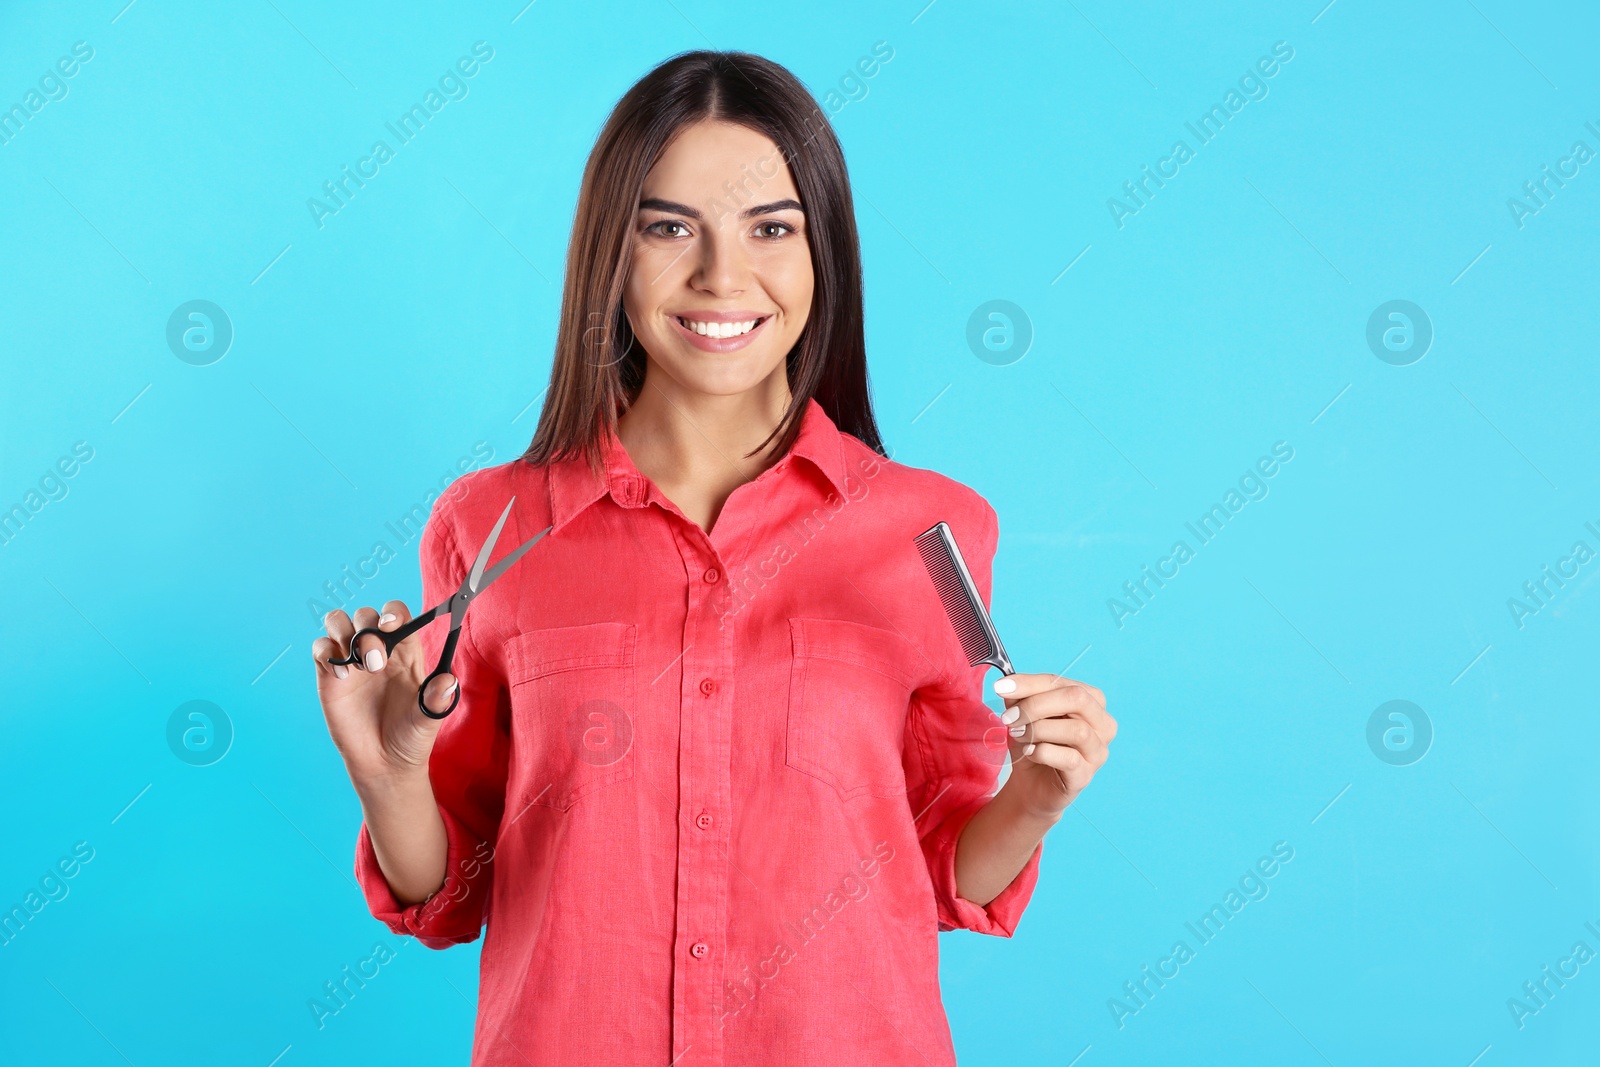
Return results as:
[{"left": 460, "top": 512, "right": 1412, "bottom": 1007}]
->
[{"left": 545, "top": 397, "right": 851, "bottom": 534}]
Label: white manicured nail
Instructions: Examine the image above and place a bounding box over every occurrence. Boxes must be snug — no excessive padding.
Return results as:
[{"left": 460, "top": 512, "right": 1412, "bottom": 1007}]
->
[
  {"left": 993, "top": 677, "right": 1017, "bottom": 694},
  {"left": 333, "top": 664, "right": 348, "bottom": 679},
  {"left": 380, "top": 613, "right": 396, "bottom": 624},
  {"left": 365, "top": 648, "right": 383, "bottom": 672},
  {"left": 1001, "top": 706, "right": 1021, "bottom": 725}
]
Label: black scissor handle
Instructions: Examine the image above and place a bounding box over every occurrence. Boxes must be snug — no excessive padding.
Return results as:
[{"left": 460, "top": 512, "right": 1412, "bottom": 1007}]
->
[
  {"left": 418, "top": 625, "right": 463, "bottom": 719},
  {"left": 325, "top": 608, "right": 437, "bottom": 668},
  {"left": 346, "top": 624, "right": 401, "bottom": 666},
  {"left": 322, "top": 604, "right": 461, "bottom": 718}
]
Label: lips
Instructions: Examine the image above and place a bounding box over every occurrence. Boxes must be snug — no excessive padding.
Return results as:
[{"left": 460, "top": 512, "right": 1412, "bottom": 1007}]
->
[
  {"left": 676, "top": 315, "right": 766, "bottom": 339},
  {"left": 670, "top": 313, "right": 772, "bottom": 353}
]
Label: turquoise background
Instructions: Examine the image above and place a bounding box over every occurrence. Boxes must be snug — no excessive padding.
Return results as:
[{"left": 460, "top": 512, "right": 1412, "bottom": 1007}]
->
[{"left": 3, "top": 0, "right": 1597, "bottom": 1063}]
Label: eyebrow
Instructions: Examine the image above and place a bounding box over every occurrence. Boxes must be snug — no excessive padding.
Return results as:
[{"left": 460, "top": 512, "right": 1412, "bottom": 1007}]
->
[{"left": 638, "top": 197, "right": 805, "bottom": 220}]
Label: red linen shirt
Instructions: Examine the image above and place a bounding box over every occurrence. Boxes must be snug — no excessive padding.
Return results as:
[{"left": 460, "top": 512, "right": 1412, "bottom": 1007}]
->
[{"left": 354, "top": 398, "right": 1042, "bottom": 1065}]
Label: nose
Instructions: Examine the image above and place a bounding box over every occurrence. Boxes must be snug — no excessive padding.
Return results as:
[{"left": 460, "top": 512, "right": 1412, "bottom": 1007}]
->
[{"left": 689, "top": 226, "right": 749, "bottom": 297}]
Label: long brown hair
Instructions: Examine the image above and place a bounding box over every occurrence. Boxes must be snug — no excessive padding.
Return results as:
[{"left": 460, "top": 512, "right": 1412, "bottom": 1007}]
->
[{"left": 521, "top": 50, "right": 884, "bottom": 472}]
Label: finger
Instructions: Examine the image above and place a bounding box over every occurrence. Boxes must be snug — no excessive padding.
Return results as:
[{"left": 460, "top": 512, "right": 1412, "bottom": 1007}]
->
[
  {"left": 349, "top": 606, "right": 387, "bottom": 672},
  {"left": 311, "top": 636, "right": 351, "bottom": 680},
  {"left": 1044, "top": 679, "right": 1104, "bottom": 711},
  {"left": 1020, "top": 741, "right": 1095, "bottom": 794},
  {"left": 1019, "top": 716, "right": 1108, "bottom": 767},
  {"left": 379, "top": 599, "right": 413, "bottom": 629},
  {"left": 995, "top": 673, "right": 1104, "bottom": 714},
  {"left": 992, "top": 672, "right": 1072, "bottom": 702},
  {"left": 1092, "top": 705, "right": 1118, "bottom": 743},
  {"left": 1018, "top": 686, "right": 1115, "bottom": 744},
  {"left": 999, "top": 682, "right": 1102, "bottom": 726},
  {"left": 420, "top": 672, "right": 459, "bottom": 717},
  {"left": 323, "top": 609, "right": 355, "bottom": 662}
]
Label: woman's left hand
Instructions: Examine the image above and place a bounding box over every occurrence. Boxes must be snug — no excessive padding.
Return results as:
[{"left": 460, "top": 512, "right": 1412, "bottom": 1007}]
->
[{"left": 995, "top": 673, "right": 1116, "bottom": 818}]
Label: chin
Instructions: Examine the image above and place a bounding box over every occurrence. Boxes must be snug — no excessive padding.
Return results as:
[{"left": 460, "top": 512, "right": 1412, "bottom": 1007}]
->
[
  {"left": 678, "top": 365, "right": 781, "bottom": 397},
  {"left": 653, "top": 344, "right": 785, "bottom": 394}
]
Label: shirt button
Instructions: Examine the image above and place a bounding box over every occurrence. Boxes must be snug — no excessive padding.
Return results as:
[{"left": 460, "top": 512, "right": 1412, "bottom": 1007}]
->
[
  {"left": 704, "top": 567, "right": 720, "bottom": 584},
  {"left": 696, "top": 812, "right": 714, "bottom": 830},
  {"left": 690, "top": 941, "right": 710, "bottom": 959},
  {"left": 699, "top": 677, "right": 716, "bottom": 696}
]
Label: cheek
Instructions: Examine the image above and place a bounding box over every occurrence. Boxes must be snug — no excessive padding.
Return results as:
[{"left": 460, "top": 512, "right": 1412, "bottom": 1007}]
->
[
  {"left": 630, "top": 231, "right": 693, "bottom": 280},
  {"left": 624, "top": 252, "right": 676, "bottom": 320},
  {"left": 767, "top": 251, "right": 815, "bottom": 321}
]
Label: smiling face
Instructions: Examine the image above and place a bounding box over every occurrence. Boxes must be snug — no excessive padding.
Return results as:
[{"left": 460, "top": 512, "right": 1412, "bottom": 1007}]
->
[{"left": 622, "top": 120, "right": 813, "bottom": 407}]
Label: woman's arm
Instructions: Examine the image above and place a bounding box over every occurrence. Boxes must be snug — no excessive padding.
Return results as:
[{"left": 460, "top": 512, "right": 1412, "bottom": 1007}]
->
[
  {"left": 355, "top": 768, "right": 449, "bottom": 906},
  {"left": 953, "top": 776, "right": 1063, "bottom": 905},
  {"left": 954, "top": 672, "right": 1117, "bottom": 906},
  {"left": 314, "top": 597, "right": 462, "bottom": 908}
]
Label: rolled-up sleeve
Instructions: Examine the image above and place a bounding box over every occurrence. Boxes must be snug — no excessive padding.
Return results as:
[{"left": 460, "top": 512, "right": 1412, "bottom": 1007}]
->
[
  {"left": 903, "top": 496, "right": 1042, "bottom": 937},
  {"left": 353, "top": 492, "right": 511, "bottom": 949}
]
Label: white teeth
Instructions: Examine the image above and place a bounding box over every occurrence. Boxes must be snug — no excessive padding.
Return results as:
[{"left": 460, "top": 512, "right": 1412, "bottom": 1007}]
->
[{"left": 680, "top": 317, "right": 760, "bottom": 338}]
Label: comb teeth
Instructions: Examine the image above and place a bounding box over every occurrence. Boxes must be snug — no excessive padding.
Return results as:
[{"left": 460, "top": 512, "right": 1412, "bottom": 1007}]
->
[
  {"left": 916, "top": 535, "right": 988, "bottom": 662},
  {"left": 915, "top": 522, "right": 1011, "bottom": 674}
]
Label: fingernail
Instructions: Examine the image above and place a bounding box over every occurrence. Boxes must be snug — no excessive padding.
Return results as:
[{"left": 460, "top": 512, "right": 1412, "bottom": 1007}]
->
[
  {"left": 365, "top": 648, "right": 383, "bottom": 672},
  {"left": 333, "top": 664, "right": 348, "bottom": 679},
  {"left": 1022, "top": 743, "right": 1036, "bottom": 756},
  {"left": 1008, "top": 724, "right": 1026, "bottom": 738},
  {"left": 445, "top": 680, "right": 459, "bottom": 697},
  {"left": 993, "top": 677, "right": 1017, "bottom": 694},
  {"left": 380, "top": 613, "right": 396, "bottom": 624},
  {"left": 1001, "top": 706, "right": 1021, "bottom": 725}
]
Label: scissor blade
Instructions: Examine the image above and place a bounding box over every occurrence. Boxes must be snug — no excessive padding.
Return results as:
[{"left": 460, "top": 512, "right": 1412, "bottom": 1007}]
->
[
  {"left": 467, "top": 497, "right": 517, "bottom": 593},
  {"left": 476, "top": 526, "right": 552, "bottom": 593}
]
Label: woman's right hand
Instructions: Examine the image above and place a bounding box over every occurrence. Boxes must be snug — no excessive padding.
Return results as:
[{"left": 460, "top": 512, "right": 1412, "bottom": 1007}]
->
[{"left": 312, "top": 600, "right": 458, "bottom": 789}]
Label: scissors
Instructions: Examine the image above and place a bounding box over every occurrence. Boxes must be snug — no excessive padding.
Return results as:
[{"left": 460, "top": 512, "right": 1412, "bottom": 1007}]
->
[{"left": 326, "top": 497, "right": 551, "bottom": 719}]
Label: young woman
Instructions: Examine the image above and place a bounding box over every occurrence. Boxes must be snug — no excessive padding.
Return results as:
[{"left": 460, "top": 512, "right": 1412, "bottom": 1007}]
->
[{"left": 313, "top": 50, "right": 1115, "bottom": 1066}]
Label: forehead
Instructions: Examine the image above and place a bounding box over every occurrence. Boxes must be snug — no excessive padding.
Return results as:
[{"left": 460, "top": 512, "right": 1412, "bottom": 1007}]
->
[{"left": 640, "top": 120, "right": 798, "bottom": 203}]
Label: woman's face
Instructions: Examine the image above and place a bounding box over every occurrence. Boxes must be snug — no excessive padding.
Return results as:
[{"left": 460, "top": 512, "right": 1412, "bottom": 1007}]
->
[{"left": 623, "top": 119, "right": 813, "bottom": 403}]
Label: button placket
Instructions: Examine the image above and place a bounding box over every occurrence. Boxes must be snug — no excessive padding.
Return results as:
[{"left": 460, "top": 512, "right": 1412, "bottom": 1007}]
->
[{"left": 667, "top": 522, "right": 733, "bottom": 1062}]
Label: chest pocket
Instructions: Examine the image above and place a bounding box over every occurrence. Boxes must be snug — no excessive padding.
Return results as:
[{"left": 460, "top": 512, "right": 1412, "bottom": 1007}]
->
[
  {"left": 786, "top": 617, "right": 923, "bottom": 801},
  {"left": 507, "top": 622, "right": 637, "bottom": 812}
]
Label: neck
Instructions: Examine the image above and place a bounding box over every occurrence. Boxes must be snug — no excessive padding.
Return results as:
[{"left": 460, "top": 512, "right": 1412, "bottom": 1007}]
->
[{"left": 615, "top": 363, "right": 795, "bottom": 531}]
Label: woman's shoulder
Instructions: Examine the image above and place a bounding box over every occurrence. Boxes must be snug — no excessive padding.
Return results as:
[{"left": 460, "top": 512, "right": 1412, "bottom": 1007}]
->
[
  {"left": 837, "top": 435, "right": 999, "bottom": 556},
  {"left": 423, "top": 457, "right": 557, "bottom": 547},
  {"left": 839, "top": 435, "right": 996, "bottom": 524}
]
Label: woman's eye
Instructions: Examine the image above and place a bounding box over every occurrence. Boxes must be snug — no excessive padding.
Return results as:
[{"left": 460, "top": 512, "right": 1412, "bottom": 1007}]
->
[
  {"left": 755, "top": 221, "right": 794, "bottom": 240},
  {"left": 647, "top": 220, "right": 689, "bottom": 238}
]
